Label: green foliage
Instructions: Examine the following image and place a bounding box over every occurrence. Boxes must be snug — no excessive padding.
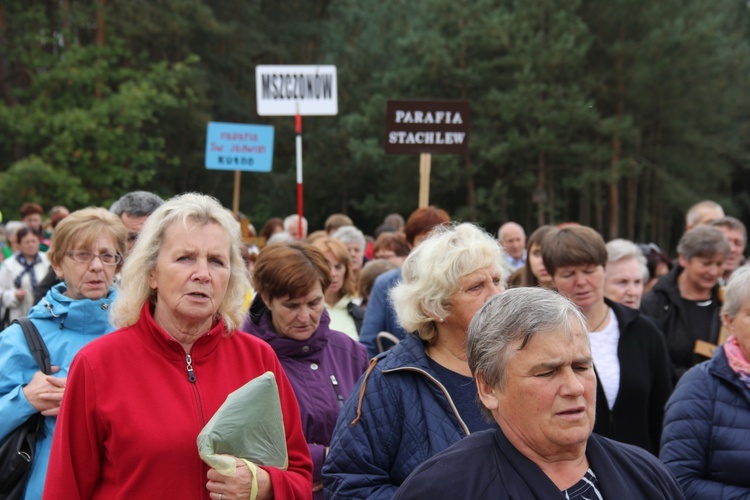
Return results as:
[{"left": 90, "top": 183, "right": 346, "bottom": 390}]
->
[
  {"left": 0, "top": 156, "right": 86, "bottom": 217},
  {"left": 0, "top": 1, "right": 200, "bottom": 210},
  {"left": 1, "top": 0, "right": 749, "bottom": 249}
]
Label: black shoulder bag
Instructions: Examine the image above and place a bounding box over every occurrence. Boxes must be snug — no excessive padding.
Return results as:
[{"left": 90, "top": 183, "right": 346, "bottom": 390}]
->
[{"left": 0, "top": 317, "right": 51, "bottom": 499}]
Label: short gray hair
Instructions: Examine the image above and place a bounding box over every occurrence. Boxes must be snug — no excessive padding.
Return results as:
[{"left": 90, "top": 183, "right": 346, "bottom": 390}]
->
[
  {"left": 467, "top": 288, "right": 587, "bottom": 420},
  {"left": 390, "top": 223, "right": 508, "bottom": 343},
  {"left": 712, "top": 216, "right": 747, "bottom": 245},
  {"left": 722, "top": 265, "right": 750, "bottom": 318},
  {"left": 677, "top": 225, "right": 730, "bottom": 261},
  {"left": 332, "top": 225, "right": 366, "bottom": 251},
  {"left": 111, "top": 193, "right": 249, "bottom": 332},
  {"left": 109, "top": 191, "right": 164, "bottom": 217},
  {"left": 606, "top": 238, "right": 649, "bottom": 281}
]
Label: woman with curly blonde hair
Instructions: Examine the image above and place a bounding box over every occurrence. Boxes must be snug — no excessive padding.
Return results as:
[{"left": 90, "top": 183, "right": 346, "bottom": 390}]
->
[{"left": 324, "top": 222, "right": 507, "bottom": 498}]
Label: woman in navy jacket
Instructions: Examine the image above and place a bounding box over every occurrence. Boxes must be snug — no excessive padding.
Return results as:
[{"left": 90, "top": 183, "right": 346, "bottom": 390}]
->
[
  {"left": 660, "top": 265, "right": 750, "bottom": 498},
  {"left": 323, "top": 223, "right": 506, "bottom": 498}
]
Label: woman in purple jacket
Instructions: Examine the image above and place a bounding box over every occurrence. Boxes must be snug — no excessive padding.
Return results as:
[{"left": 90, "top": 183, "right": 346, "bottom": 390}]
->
[{"left": 241, "top": 241, "right": 369, "bottom": 498}]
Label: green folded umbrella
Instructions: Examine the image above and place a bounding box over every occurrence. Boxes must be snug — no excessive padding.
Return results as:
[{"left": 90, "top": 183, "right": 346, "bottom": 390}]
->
[{"left": 197, "top": 371, "right": 289, "bottom": 475}]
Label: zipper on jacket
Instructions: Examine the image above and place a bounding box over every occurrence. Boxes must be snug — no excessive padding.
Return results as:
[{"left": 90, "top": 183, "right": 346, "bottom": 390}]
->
[
  {"left": 330, "top": 375, "right": 345, "bottom": 409},
  {"left": 185, "top": 353, "right": 205, "bottom": 425},
  {"left": 186, "top": 354, "right": 197, "bottom": 383}
]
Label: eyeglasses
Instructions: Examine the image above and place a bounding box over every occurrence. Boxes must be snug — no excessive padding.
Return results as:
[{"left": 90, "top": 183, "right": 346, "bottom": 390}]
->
[{"left": 65, "top": 250, "right": 122, "bottom": 266}]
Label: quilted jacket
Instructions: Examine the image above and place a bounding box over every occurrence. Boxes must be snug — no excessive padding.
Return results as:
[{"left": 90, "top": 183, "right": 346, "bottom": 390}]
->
[
  {"left": 660, "top": 346, "right": 750, "bottom": 498},
  {"left": 322, "top": 334, "right": 469, "bottom": 499},
  {"left": 359, "top": 268, "right": 408, "bottom": 357}
]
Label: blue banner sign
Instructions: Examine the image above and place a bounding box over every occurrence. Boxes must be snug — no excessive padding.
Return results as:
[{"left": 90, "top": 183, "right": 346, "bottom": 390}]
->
[{"left": 205, "top": 122, "right": 274, "bottom": 172}]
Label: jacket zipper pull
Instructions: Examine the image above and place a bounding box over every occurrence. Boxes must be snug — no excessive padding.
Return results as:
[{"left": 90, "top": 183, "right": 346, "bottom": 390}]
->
[
  {"left": 330, "top": 375, "right": 344, "bottom": 408},
  {"left": 186, "top": 354, "right": 196, "bottom": 383}
]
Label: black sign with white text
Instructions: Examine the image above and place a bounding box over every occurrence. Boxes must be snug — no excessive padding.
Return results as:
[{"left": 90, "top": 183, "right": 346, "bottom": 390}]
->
[{"left": 385, "top": 100, "right": 470, "bottom": 154}]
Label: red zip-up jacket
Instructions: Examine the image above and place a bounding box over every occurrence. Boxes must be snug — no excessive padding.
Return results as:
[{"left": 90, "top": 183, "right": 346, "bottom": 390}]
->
[{"left": 44, "top": 304, "right": 312, "bottom": 499}]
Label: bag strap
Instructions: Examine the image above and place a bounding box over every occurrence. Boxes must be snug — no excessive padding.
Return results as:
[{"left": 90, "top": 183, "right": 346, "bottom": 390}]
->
[
  {"left": 2, "top": 307, "right": 10, "bottom": 329},
  {"left": 13, "top": 317, "right": 52, "bottom": 375}
]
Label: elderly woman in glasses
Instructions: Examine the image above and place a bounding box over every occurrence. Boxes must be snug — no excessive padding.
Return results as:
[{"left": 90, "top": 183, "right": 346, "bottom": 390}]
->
[{"left": 0, "top": 207, "right": 127, "bottom": 499}]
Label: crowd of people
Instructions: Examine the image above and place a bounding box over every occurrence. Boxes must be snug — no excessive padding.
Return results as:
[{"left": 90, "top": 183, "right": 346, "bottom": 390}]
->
[{"left": 0, "top": 193, "right": 748, "bottom": 499}]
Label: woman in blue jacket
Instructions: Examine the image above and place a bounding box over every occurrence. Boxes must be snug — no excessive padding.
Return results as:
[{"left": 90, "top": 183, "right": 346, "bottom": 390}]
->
[
  {"left": 0, "top": 208, "right": 126, "bottom": 499},
  {"left": 661, "top": 265, "right": 750, "bottom": 498},
  {"left": 323, "top": 223, "right": 506, "bottom": 499}
]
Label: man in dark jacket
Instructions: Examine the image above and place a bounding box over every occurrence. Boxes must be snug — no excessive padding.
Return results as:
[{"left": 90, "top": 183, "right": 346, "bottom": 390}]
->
[
  {"left": 641, "top": 225, "right": 729, "bottom": 381},
  {"left": 393, "top": 288, "right": 683, "bottom": 500}
]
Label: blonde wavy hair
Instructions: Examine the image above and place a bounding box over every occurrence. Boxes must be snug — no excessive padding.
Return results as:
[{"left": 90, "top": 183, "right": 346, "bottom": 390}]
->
[
  {"left": 390, "top": 222, "right": 508, "bottom": 344},
  {"left": 110, "top": 193, "right": 249, "bottom": 332}
]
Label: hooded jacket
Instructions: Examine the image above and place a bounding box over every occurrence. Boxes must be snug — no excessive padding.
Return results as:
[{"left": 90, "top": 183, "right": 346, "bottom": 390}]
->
[
  {"left": 640, "top": 265, "right": 722, "bottom": 380},
  {"left": 241, "top": 297, "right": 368, "bottom": 498},
  {"left": 322, "top": 334, "right": 470, "bottom": 499},
  {"left": 0, "top": 282, "right": 117, "bottom": 500},
  {"left": 660, "top": 346, "right": 750, "bottom": 498}
]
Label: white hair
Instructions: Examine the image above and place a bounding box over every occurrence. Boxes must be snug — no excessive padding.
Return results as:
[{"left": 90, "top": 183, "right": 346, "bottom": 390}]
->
[
  {"left": 332, "top": 225, "right": 366, "bottom": 251},
  {"left": 283, "top": 214, "right": 308, "bottom": 236},
  {"left": 722, "top": 265, "right": 750, "bottom": 318},
  {"left": 390, "top": 223, "right": 508, "bottom": 343},
  {"left": 606, "top": 238, "right": 649, "bottom": 281}
]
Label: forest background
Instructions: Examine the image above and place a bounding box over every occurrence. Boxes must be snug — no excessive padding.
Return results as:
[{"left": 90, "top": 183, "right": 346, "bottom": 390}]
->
[{"left": 2, "top": 0, "right": 750, "bottom": 252}]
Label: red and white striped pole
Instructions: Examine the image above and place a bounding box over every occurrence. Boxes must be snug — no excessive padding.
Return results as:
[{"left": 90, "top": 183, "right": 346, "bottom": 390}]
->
[{"left": 295, "top": 109, "right": 304, "bottom": 239}]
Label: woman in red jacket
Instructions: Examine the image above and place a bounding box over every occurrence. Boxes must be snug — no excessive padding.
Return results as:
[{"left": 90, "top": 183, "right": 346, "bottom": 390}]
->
[{"left": 45, "top": 193, "right": 312, "bottom": 500}]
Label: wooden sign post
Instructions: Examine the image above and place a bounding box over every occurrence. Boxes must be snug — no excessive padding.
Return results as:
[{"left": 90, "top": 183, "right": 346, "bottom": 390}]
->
[{"left": 419, "top": 153, "right": 431, "bottom": 208}]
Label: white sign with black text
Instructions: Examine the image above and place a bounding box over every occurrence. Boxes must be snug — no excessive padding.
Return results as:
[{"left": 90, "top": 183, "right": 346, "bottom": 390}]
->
[{"left": 255, "top": 65, "right": 338, "bottom": 116}]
